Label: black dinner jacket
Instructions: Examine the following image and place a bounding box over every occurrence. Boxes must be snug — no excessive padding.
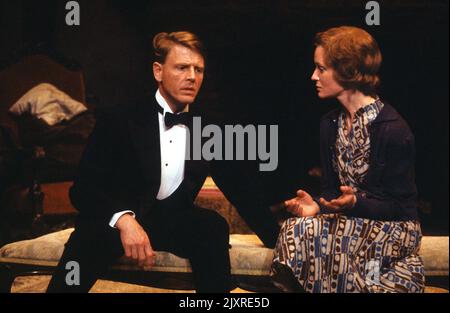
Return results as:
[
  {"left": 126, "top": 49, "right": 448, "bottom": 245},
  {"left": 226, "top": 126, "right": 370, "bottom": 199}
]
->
[{"left": 69, "top": 100, "right": 209, "bottom": 223}]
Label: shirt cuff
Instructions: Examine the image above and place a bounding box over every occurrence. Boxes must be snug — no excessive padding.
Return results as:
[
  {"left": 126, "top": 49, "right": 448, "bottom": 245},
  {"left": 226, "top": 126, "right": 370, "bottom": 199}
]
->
[{"left": 109, "top": 210, "right": 136, "bottom": 228}]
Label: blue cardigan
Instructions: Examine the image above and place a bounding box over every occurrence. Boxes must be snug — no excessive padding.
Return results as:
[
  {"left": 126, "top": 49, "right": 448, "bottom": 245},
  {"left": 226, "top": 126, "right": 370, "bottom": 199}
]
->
[{"left": 317, "top": 102, "right": 419, "bottom": 221}]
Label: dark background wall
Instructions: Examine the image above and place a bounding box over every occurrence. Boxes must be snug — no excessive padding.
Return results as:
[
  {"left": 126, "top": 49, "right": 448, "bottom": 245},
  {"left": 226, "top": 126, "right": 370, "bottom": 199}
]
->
[{"left": 0, "top": 0, "right": 448, "bottom": 234}]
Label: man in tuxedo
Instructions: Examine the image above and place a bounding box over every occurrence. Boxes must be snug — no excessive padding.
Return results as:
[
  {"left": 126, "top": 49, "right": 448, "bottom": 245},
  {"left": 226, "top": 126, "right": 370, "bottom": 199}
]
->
[{"left": 47, "top": 31, "right": 232, "bottom": 293}]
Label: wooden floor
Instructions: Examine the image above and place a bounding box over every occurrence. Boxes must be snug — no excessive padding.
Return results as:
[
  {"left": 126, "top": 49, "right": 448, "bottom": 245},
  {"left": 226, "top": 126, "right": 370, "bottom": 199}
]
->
[
  {"left": 11, "top": 276, "right": 251, "bottom": 293},
  {"left": 11, "top": 276, "right": 448, "bottom": 293}
]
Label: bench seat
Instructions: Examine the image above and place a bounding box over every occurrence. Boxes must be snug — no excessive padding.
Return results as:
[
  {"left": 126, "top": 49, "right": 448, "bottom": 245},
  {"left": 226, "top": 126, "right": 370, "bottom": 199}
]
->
[
  {"left": 0, "top": 229, "right": 276, "bottom": 292},
  {"left": 0, "top": 228, "right": 448, "bottom": 292}
]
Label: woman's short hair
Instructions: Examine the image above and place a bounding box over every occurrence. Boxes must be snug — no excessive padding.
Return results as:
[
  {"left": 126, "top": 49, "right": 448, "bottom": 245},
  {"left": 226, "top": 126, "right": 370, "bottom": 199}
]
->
[
  {"left": 314, "top": 26, "right": 382, "bottom": 96},
  {"left": 153, "top": 31, "right": 204, "bottom": 64}
]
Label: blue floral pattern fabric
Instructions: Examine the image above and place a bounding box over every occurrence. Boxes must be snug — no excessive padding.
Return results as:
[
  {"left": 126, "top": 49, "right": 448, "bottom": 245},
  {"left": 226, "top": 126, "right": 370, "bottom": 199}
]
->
[
  {"left": 334, "top": 99, "right": 384, "bottom": 189},
  {"left": 271, "top": 99, "right": 425, "bottom": 293},
  {"left": 272, "top": 214, "right": 425, "bottom": 293}
]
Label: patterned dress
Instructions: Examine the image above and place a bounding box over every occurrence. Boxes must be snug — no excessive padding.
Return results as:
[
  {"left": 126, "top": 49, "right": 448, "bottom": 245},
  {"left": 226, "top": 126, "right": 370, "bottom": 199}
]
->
[{"left": 271, "top": 100, "right": 425, "bottom": 293}]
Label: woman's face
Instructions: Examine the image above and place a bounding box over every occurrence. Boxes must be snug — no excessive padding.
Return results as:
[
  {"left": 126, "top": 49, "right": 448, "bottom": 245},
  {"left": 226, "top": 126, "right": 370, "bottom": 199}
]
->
[{"left": 311, "top": 46, "right": 345, "bottom": 99}]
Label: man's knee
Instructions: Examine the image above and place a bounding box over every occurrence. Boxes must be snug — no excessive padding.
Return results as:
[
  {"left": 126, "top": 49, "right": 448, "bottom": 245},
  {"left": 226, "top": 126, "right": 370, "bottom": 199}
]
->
[
  {"left": 208, "top": 211, "right": 230, "bottom": 236},
  {"left": 195, "top": 210, "right": 230, "bottom": 243}
]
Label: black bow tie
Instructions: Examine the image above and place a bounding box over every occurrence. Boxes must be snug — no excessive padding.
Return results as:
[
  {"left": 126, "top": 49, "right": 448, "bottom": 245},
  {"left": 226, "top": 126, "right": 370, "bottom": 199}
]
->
[{"left": 164, "top": 111, "right": 192, "bottom": 129}]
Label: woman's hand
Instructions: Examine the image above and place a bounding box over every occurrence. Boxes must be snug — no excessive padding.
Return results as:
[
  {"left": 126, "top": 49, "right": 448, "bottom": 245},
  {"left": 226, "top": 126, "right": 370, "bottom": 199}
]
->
[
  {"left": 319, "top": 186, "right": 357, "bottom": 211},
  {"left": 284, "top": 189, "right": 320, "bottom": 217}
]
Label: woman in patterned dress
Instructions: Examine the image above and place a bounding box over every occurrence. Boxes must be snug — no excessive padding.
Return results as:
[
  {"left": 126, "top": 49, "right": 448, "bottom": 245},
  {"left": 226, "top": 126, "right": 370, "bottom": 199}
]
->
[{"left": 271, "top": 26, "right": 425, "bottom": 293}]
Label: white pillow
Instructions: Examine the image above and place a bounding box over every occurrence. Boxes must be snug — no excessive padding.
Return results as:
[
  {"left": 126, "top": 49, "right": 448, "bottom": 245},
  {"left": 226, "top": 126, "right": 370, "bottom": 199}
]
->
[{"left": 9, "top": 83, "right": 88, "bottom": 126}]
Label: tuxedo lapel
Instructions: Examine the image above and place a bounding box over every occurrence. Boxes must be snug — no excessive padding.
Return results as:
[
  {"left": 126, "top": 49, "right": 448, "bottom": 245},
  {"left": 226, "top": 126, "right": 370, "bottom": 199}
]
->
[
  {"left": 183, "top": 125, "right": 209, "bottom": 202},
  {"left": 128, "top": 103, "right": 161, "bottom": 201}
]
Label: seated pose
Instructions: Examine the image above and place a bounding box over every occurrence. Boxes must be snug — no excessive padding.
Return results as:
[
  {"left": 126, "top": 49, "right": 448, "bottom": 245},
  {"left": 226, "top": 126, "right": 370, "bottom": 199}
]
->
[
  {"left": 271, "top": 26, "right": 424, "bottom": 293},
  {"left": 47, "top": 31, "right": 232, "bottom": 293}
]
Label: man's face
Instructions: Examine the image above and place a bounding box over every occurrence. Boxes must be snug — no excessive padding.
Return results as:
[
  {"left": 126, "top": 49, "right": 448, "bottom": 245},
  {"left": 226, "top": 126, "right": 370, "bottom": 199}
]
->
[
  {"left": 311, "top": 46, "right": 344, "bottom": 99},
  {"left": 153, "top": 44, "right": 205, "bottom": 112}
]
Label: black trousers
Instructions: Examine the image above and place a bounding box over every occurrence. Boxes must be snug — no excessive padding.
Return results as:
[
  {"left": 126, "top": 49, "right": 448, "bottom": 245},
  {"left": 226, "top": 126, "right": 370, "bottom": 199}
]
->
[{"left": 47, "top": 199, "right": 232, "bottom": 293}]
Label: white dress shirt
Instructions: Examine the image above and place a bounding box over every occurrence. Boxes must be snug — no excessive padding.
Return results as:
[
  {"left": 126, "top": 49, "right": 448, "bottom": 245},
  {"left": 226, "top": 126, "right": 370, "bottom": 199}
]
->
[
  {"left": 109, "top": 89, "right": 189, "bottom": 227},
  {"left": 155, "top": 89, "right": 189, "bottom": 199}
]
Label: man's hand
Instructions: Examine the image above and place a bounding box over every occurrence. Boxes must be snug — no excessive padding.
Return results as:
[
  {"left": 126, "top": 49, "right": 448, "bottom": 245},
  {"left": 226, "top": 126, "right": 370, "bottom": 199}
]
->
[
  {"left": 319, "top": 186, "right": 356, "bottom": 211},
  {"left": 115, "top": 214, "right": 155, "bottom": 268},
  {"left": 284, "top": 189, "right": 320, "bottom": 217}
]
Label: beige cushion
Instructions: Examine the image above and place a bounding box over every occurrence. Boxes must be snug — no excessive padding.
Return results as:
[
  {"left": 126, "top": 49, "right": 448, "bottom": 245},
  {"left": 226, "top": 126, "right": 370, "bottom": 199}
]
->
[
  {"left": 419, "top": 236, "right": 449, "bottom": 276},
  {"left": 0, "top": 229, "right": 447, "bottom": 277},
  {"left": 9, "top": 83, "right": 87, "bottom": 126},
  {"left": 0, "top": 229, "right": 273, "bottom": 276}
]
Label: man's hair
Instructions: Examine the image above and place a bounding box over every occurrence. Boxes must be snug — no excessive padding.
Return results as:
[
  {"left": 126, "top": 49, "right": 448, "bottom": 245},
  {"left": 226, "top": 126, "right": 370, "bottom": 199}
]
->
[
  {"left": 153, "top": 31, "right": 204, "bottom": 64},
  {"left": 314, "top": 26, "right": 382, "bottom": 96}
]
